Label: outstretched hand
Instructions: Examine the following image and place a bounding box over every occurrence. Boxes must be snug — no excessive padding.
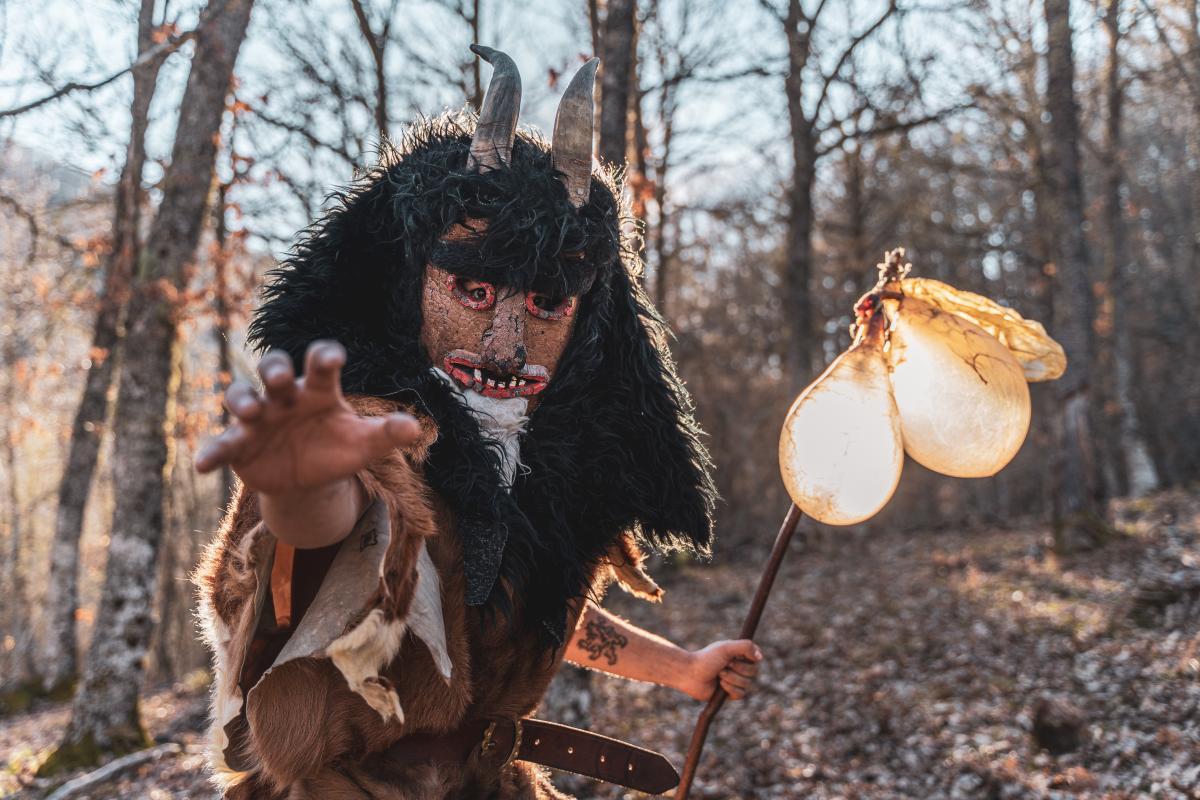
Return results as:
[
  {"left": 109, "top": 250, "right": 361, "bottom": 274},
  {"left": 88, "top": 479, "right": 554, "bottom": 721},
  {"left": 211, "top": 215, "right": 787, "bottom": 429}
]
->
[
  {"left": 681, "top": 639, "right": 763, "bottom": 702},
  {"left": 195, "top": 341, "right": 420, "bottom": 495}
]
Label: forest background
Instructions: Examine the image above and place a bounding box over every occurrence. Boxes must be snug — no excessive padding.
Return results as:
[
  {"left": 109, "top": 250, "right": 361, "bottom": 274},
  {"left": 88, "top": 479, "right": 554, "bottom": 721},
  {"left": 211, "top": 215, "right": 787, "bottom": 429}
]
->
[{"left": 0, "top": 0, "right": 1198, "bottom": 797}]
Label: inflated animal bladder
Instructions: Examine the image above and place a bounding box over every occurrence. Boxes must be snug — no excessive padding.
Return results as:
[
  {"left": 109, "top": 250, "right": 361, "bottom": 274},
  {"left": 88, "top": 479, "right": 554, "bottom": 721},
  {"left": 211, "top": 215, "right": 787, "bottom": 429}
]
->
[
  {"left": 779, "top": 316, "right": 903, "bottom": 526},
  {"left": 778, "top": 248, "right": 1064, "bottom": 525},
  {"left": 884, "top": 295, "right": 1031, "bottom": 478}
]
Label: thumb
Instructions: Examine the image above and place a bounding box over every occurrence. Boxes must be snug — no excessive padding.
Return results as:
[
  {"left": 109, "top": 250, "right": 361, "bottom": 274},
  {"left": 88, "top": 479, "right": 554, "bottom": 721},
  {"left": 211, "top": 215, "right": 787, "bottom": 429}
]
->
[
  {"left": 720, "top": 639, "right": 763, "bottom": 662},
  {"left": 382, "top": 412, "right": 422, "bottom": 447},
  {"left": 361, "top": 412, "right": 422, "bottom": 460}
]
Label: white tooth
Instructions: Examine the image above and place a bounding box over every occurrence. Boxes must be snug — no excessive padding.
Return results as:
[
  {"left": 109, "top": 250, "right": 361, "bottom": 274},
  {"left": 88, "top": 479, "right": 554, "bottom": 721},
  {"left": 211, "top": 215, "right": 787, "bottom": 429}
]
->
[
  {"left": 474, "top": 369, "right": 482, "bottom": 382},
  {"left": 518, "top": 380, "right": 526, "bottom": 387},
  {"left": 508, "top": 378, "right": 517, "bottom": 388},
  {"left": 486, "top": 378, "right": 496, "bottom": 388}
]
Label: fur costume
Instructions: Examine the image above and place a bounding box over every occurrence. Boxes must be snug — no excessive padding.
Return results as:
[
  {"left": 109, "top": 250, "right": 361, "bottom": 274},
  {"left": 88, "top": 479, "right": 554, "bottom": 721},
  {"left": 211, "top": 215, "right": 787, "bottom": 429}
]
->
[{"left": 197, "top": 47, "right": 716, "bottom": 799}]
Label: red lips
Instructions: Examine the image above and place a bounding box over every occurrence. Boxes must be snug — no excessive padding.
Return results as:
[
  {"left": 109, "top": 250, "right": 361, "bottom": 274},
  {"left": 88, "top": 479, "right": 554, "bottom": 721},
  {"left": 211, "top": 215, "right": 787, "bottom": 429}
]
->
[{"left": 443, "top": 350, "right": 549, "bottom": 399}]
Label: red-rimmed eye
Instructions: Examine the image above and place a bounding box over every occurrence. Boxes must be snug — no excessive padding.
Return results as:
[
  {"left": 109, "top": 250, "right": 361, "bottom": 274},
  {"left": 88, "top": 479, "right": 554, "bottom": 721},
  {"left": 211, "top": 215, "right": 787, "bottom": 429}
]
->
[
  {"left": 525, "top": 292, "right": 577, "bottom": 320},
  {"left": 445, "top": 274, "right": 495, "bottom": 310}
]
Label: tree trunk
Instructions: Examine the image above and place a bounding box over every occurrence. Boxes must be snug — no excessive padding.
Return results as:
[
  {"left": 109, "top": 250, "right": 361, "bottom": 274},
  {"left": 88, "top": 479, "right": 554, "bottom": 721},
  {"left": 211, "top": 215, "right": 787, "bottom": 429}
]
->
[
  {"left": 1189, "top": 0, "right": 1200, "bottom": 291},
  {"left": 651, "top": 84, "right": 674, "bottom": 316},
  {"left": 469, "top": 0, "right": 483, "bottom": 111},
  {"left": 1042, "top": 0, "right": 1103, "bottom": 551},
  {"left": 1, "top": 340, "right": 36, "bottom": 699},
  {"left": 44, "top": 0, "right": 255, "bottom": 769},
  {"left": 784, "top": 0, "right": 816, "bottom": 392},
  {"left": 785, "top": 146, "right": 816, "bottom": 393},
  {"left": 213, "top": 181, "right": 236, "bottom": 509},
  {"left": 598, "top": 0, "right": 635, "bottom": 167},
  {"left": 1102, "top": 0, "right": 1158, "bottom": 497},
  {"left": 350, "top": 0, "right": 389, "bottom": 139},
  {"left": 38, "top": 0, "right": 166, "bottom": 696},
  {"left": 846, "top": 144, "right": 869, "bottom": 269},
  {"left": 588, "top": 0, "right": 602, "bottom": 59}
]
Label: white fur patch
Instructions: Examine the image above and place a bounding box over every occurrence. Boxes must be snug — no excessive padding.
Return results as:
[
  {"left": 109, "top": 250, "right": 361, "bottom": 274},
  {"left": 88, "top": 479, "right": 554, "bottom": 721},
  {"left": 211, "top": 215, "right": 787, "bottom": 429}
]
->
[
  {"left": 327, "top": 608, "right": 409, "bottom": 723},
  {"left": 409, "top": 541, "right": 453, "bottom": 680},
  {"left": 208, "top": 616, "right": 240, "bottom": 757},
  {"left": 431, "top": 367, "right": 529, "bottom": 486}
]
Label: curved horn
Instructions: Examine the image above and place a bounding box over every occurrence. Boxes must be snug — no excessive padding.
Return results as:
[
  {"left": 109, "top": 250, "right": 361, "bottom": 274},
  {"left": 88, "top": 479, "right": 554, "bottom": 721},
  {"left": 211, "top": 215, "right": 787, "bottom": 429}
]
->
[
  {"left": 551, "top": 57, "right": 599, "bottom": 208},
  {"left": 467, "top": 44, "right": 521, "bottom": 171}
]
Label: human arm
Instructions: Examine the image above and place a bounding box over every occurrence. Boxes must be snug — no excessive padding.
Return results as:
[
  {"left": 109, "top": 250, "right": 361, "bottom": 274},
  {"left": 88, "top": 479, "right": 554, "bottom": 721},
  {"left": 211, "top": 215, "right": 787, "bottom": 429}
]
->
[
  {"left": 563, "top": 602, "right": 762, "bottom": 701},
  {"left": 194, "top": 341, "right": 421, "bottom": 549}
]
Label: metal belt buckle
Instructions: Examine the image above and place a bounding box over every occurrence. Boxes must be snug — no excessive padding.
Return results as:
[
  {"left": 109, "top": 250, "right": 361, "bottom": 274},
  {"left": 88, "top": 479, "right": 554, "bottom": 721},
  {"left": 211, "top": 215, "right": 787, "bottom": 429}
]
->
[{"left": 480, "top": 719, "right": 523, "bottom": 769}]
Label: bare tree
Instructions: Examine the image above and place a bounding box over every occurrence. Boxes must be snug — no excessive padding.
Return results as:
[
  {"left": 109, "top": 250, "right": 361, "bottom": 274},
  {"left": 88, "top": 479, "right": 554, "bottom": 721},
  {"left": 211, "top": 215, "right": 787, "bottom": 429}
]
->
[
  {"left": 639, "top": 0, "right": 734, "bottom": 317},
  {"left": 598, "top": 0, "right": 637, "bottom": 166},
  {"left": 1042, "top": 0, "right": 1104, "bottom": 550},
  {"left": 1, "top": 323, "right": 35, "bottom": 700},
  {"left": 1099, "top": 0, "right": 1159, "bottom": 497},
  {"left": 38, "top": 0, "right": 172, "bottom": 697},
  {"left": 763, "top": 0, "right": 960, "bottom": 388},
  {"left": 42, "top": 0, "right": 256, "bottom": 769},
  {"left": 350, "top": 0, "right": 400, "bottom": 138}
]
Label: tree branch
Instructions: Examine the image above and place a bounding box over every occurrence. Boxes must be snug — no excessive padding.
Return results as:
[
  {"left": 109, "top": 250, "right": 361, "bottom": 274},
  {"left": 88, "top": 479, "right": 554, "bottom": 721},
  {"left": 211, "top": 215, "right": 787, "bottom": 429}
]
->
[
  {"left": 813, "top": 0, "right": 899, "bottom": 117},
  {"left": 249, "top": 106, "right": 359, "bottom": 166},
  {"left": 0, "top": 0, "right": 231, "bottom": 119},
  {"left": 1137, "top": 0, "right": 1200, "bottom": 99},
  {"left": 815, "top": 101, "right": 969, "bottom": 157}
]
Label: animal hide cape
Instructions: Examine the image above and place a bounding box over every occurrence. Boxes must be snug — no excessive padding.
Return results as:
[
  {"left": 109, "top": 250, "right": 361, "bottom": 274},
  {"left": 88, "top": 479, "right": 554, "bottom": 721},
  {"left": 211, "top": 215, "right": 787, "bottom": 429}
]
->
[
  {"left": 197, "top": 397, "right": 668, "bottom": 798},
  {"left": 246, "top": 113, "right": 717, "bottom": 646}
]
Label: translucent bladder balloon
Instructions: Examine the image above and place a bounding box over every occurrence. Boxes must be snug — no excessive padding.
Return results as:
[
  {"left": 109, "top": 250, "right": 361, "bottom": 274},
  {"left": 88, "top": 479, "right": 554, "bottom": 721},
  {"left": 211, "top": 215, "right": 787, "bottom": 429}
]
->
[
  {"left": 779, "top": 327, "right": 904, "bottom": 525},
  {"left": 885, "top": 295, "right": 1031, "bottom": 478},
  {"left": 898, "top": 278, "right": 1066, "bottom": 382}
]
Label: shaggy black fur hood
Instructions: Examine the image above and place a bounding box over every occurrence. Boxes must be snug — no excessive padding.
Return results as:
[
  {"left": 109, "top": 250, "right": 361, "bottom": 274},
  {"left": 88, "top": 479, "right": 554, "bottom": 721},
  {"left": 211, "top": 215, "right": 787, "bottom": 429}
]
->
[{"left": 249, "top": 115, "right": 716, "bottom": 646}]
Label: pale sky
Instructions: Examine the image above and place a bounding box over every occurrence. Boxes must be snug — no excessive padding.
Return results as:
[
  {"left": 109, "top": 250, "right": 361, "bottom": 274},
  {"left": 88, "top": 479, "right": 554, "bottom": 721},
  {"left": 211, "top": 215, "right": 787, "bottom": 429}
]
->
[
  {"left": 0, "top": 0, "right": 789, "bottom": 251},
  {"left": 1, "top": 0, "right": 1118, "bottom": 262}
]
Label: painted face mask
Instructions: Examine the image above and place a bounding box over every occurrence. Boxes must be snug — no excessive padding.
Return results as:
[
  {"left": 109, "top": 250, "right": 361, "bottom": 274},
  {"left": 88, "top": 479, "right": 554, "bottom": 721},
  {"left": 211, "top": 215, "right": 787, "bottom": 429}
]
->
[{"left": 420, "top": 222, "right": 579, "bottom": 408}]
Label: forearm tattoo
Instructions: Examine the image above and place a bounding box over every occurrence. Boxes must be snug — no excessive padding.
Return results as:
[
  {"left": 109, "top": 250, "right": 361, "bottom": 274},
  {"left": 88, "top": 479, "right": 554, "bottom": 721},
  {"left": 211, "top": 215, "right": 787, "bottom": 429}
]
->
[{"left": 578, "top": 616, "right": 628, "bottom": 666}]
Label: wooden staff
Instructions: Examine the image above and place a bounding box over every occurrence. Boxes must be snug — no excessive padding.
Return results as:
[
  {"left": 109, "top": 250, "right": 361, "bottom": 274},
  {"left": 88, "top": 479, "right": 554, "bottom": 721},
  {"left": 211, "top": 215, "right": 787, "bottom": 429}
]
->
[{"left": 674, "top": 503, "right": 805, "bottom": 800}]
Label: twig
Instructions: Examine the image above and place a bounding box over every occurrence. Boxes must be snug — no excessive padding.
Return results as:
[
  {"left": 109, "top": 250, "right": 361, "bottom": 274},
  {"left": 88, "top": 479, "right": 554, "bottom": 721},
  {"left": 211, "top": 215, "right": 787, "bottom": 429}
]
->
[
  {"left": 44, "top": 743, "right": 183, "bottom": 800},
  {"left": 1137, "top": 0, "right": 1200, "bottom": 100},
  {"left": 815, "top": 102, "right": 971, "bottom": 157},
  {"left": 0, "top": 0, "right": 232, "bottom": 120}
]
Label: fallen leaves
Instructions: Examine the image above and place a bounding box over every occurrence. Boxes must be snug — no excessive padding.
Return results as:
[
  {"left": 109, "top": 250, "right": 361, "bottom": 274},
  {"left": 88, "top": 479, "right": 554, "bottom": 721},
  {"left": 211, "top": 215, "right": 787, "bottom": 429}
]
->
[{"left": 3, "top": 490, "right": 1198, "bottom": 799}]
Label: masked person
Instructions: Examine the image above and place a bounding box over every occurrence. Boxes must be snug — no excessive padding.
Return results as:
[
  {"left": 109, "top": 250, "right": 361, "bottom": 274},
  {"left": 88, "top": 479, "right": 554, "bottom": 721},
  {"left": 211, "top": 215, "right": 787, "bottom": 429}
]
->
[{"left": 195, "top": 46, "right": 761, "bottom": 800}]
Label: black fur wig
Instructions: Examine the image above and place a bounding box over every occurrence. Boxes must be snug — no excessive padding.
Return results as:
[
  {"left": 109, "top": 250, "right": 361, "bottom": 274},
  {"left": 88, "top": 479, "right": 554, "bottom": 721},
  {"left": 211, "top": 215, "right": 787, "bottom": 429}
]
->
[{"left": 248, "top": 115, "right": 716, "bottom": 646}]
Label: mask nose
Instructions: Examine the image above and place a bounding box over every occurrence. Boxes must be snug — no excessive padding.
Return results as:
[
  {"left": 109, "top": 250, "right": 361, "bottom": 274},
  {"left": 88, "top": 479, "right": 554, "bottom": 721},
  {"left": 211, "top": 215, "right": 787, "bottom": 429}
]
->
[{"left": 481, "top": 291, "right": 527, "bottom": 374}]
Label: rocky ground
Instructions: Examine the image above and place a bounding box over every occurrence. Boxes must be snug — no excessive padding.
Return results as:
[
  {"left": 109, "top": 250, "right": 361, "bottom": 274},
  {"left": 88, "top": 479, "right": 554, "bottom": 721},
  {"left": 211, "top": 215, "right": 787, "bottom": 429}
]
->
[{"left": 3, "top": 489, "right": 1198, "bottom": 799}]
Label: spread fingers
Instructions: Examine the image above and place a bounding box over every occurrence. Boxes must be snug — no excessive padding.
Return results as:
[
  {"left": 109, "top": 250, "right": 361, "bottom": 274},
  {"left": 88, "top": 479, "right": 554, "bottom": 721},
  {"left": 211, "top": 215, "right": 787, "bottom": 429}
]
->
[
  {"left": 195, "top": 426, "right": 249, "bottom": 473},
  {"left": 360, "top": 413, "right": 423, "bottom": 462},
  {"left": 224, "top": 380, "right": 263, "bottom": 422},
  {"left": 259, "top": 350, "right": 297, "bottom": 405},
  {"left": 303, "top": 340, "right": 346, "bottom": 395}
]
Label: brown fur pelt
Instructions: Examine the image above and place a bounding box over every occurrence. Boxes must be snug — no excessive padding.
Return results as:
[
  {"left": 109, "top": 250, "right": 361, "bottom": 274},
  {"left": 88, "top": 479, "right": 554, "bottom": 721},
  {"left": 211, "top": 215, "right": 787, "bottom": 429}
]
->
[{"left": 194, "top": 396, "right": 617, "bottom": 799}]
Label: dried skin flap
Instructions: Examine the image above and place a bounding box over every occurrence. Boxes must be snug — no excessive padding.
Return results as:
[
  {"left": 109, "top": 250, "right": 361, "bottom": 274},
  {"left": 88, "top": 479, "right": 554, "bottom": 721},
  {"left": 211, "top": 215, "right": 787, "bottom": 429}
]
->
[
  {"left": 213, "top": 501, "right": 452, "bottom": 770},
  {"left": 605, "top": 533, "right": 664, "bottom": 602},
  {"left": 899, "top": 278, "right": 1066, "bottom": 382}
]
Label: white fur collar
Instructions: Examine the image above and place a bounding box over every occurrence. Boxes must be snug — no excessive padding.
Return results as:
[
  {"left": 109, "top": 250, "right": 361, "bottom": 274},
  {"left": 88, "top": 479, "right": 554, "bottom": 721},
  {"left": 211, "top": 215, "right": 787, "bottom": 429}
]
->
[{"left": 431, "top": 367, "right": 529, "bottom": 487}]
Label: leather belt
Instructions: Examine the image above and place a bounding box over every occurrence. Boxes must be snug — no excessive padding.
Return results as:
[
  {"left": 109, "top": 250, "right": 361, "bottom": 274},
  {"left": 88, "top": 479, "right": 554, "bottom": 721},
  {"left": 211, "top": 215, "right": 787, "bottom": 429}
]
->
[{"left": 380, "top": 717, "right": 680, "bottom": 795}]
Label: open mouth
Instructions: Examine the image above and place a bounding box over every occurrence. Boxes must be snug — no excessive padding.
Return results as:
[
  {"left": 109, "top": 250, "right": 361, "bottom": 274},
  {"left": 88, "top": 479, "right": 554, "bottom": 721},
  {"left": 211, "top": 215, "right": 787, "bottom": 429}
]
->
[{"left": 443, "top": 350, "right": 549, "bottom": 399}]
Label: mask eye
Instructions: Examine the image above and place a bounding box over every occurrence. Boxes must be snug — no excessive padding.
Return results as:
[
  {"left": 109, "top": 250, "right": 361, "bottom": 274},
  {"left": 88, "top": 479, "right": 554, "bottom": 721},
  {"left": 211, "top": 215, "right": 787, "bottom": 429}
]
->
[
  {"left": 525, "top": 292, "right": 577, "bottom": 320},
  {"left": 446, "top": 275, "right": 495, "bottom": 310}
]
